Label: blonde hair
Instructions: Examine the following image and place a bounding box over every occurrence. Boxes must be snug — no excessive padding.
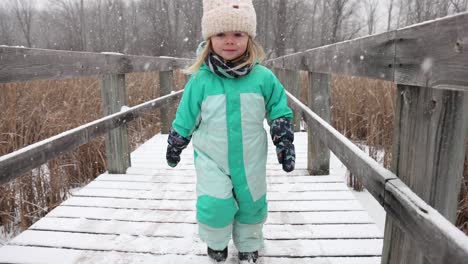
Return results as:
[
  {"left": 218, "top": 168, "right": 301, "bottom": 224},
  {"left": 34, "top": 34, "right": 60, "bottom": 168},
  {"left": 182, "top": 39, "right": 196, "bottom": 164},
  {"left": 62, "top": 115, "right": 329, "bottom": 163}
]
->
[{"left": 184, "top": 37, "right": 266, "bottom": 75}]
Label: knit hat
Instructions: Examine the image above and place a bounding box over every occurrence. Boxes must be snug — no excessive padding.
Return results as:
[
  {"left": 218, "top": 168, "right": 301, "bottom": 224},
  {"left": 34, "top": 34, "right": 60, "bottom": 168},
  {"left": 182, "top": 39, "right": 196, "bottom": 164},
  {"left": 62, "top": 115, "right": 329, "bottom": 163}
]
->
[{"left": 202, "top": 0, "right": 257, "bottom": 40}]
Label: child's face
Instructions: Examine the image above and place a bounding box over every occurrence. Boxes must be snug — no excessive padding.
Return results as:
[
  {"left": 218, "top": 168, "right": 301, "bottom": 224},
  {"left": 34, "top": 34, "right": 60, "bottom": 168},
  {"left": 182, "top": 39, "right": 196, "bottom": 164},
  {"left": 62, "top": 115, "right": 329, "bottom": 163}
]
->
[{"left": 211, "top": 31, "right": 249, "bottom": 61}]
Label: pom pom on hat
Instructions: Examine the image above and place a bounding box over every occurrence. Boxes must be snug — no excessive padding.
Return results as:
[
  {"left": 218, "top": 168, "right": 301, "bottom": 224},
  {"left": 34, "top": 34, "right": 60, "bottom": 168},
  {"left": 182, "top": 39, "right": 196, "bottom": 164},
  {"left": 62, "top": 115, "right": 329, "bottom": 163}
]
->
[{"left": 202, "top": 0, "right": 257, "bottom": 40}]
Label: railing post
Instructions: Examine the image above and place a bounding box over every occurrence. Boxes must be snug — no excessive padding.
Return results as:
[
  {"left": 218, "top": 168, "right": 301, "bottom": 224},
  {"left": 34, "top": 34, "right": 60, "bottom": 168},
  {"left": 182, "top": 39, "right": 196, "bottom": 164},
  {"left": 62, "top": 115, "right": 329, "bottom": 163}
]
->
[
  {"left": 382, "top": 85, "right": 468, "bottom": 264},
  {"left": 275, "top": 68, "right": 301, "bottom": 132},
  {"left": 159, "top": 70, "right": 175, "bottom": 134},
  {"left": 307, "top": 72, "right": 331, "bottom": 175},
  {"left": 101, "top": 73, "right": 131, "bottom": 174}
]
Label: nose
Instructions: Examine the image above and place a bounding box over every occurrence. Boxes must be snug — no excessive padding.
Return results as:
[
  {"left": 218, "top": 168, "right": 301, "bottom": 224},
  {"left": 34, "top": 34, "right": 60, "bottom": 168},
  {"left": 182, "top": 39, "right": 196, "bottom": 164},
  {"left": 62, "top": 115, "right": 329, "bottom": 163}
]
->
[{"left": 225, "top": 35, "right": 235, "bottom": 45}]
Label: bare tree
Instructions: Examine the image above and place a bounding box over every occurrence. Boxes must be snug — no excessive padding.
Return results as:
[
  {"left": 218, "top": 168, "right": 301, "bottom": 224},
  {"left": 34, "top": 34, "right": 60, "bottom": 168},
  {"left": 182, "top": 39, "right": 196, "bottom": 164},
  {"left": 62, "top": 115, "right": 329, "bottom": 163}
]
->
[
  {"left": 399, "top": 0, "right": 451, "bottom": 25},
  {"left": 106, "top": 0, "right": 126, "bottom": 52},
  {"left": 307, "top": 0, "right": 321, "bottom": 47},
  {"left": 449, "top": 0, "right": 468, "bottom": 12},
  {"left": 176, "top": 0, "right": 202, "bottom": 56},
  {"left": 253, "top": 0, "right": 268, "bottom": 49},
  {"left": 49, "top": 0, "right": 86, "bottom": 50},
  {"left": 0, "top": 4, "right": 14, "bottom": 45},
  {"left": 126, "top": 0, "right": 140, "bottom": 54},
  {"left": 9, "top": 0, "right": 34, "bottom": 47},
  {"left": 139, "top": 0, "right": 166, "bottom": 55},
  {"left": 79, "top": 0, "right": 86, "bottom": 50},
  {"left": 386, "top": 0, "right": 395, "bottom": 31},
  {"left": 329, "top": 0, "right": 358, "bottom": 43},
  {"left": 275, "top": 0, "right": 288, "bottom": 57},
  {"left": 283, "top": 0, "right": 312, "bottom": 52},
  {"left": 362, "top": 0, "right": 378, "bottom": 35}
]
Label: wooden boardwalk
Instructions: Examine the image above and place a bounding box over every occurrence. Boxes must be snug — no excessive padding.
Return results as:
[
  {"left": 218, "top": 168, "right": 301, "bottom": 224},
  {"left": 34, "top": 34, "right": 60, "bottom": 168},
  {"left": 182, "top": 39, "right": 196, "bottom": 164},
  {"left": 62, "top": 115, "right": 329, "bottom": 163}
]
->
[{"left": 0, "top": 132, "right": 383, "bottom": 264}]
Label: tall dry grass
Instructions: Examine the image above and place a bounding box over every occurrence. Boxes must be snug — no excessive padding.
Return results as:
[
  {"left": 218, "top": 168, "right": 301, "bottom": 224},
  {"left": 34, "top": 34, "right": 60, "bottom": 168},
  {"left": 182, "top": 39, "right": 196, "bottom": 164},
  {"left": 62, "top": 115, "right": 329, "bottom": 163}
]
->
[
  {"left": 457, "top": 147, "right": 468, "bottom": 234},
  {"left": 331, "top": 75, "right": 396, "bottom": 167},
  {"left": 0, "top": 71, "right": 189, "bottom": 238},
  {"left": 328, "top": 74, "right": 467, "bottom": 234},
  {"left": 0, "top": 77, "right": 105, "bottom": 234}
]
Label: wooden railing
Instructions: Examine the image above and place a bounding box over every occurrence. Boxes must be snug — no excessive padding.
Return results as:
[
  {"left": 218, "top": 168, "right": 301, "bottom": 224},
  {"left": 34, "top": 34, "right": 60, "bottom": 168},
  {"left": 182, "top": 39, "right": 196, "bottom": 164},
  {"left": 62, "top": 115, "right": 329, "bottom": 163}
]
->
[
  {"left": 265, "top": 11, "right": 468, "bottom": 264},
  {"left": 1, "top": 11, "right": 467, "bottom": 264},
  {"left": 0, "top": 47, "right": 192, "bottom": 183}
]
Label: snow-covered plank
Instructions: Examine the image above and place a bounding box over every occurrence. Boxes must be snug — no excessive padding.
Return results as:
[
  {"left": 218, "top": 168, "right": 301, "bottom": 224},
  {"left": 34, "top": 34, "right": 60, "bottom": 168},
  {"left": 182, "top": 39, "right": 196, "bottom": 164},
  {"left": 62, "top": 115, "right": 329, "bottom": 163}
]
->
[
  {"left": 7, "top": 230, "right": 383, "bottom": 257},
  {"left": 96, "top": 174, "right": 345, "bottom": 184},
  {"left": 126, "top": 167, "right": 315, "bottom": 176},
  {"left": 84, "top": 180, "right": 349, "bottom": 192},
  {"left": 0, "top": 246, "right": 381, "bottom": 264},
  {"left": 73, "top": 188, "right": 356, "bottom": 201},
  {"left": 46, "top": 206, "right": 373, "bottom": 224},
  {"left": 30, "top": 218, "right": 382, "bottom": 239},
  {"left": 0, "top": 132, "right": 383, "bottom": 263},
  {"left": 62, "top": 196, "right": 364, "bottom": 212},
  {"left": 127, "top": 163, "right": 311, "bottom": 171},
  {"left": 286, "top": 91, "right": 397, "bottom": 205}
]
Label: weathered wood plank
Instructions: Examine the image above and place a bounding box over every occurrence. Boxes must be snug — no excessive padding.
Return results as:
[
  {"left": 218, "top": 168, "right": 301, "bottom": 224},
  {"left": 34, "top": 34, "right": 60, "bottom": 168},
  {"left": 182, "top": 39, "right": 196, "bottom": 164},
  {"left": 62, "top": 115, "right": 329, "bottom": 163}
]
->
[
  {"left": 275, "top": 69, "right": 302, "bottom": 131},
  {"left": 96, "top": 174, "right": 345, "bottom": 183},
  {"left": 159, "top": 70, "right": 175, "bottom": 133},
  {"left": 307, "top": 72, "right": 331, "bottom": 175},
  {"left": 286, "top": 91, "right": 396, "bottom": 204},
  {"left": 0, "top": 246, "right": 382, "bottom": 264},
  {"left": 101, "top": 73, "right": 131, "bottom": 173},
  {"left": 84, "top": 180, "right": 349, "bottom": 192},
  {"left": 126, "top": 167, "right": 315, "bottom": 176},
  {"left": 0, "top": 46, "right": 192, "bottom": 83},
  {"left": 7, "top": 230, "right": 382, "bottom": 257},
  {"left": 61, "top": 196, "right": 363, "bottom": 212},
  {"left": 394, "top": 13, "right": 468, "bottom": 90},
  {"left": 266, "top": 12, "right": 468, "bottom": 91},
  {"left": 383, "top": 179, "right": 468, "bottom": 264},
  {"left": 382, "top": 85, "right": 468, "bottom": 264},
  {"left": 266, "top": 31, "right": 396, "bottom": 82},
  {"left": 73, "top": 188, "right": 355, "bottom": 201},
  {"left": 30, "top": 218, "right": 381, "bottom": 239},
  {"left": 46, "top": 206, "right": 374, "bottom": 224},
  {"left": 0, "top": 91, "right": 182, "bottom": 185}
]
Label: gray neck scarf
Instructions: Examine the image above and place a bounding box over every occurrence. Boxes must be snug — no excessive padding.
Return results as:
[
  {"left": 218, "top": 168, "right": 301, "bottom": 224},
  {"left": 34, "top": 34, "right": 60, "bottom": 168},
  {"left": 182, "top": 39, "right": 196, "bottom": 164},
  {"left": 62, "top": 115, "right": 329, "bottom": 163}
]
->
[{"left": 205, "top": 52, "right": 253, "bottom": 79}]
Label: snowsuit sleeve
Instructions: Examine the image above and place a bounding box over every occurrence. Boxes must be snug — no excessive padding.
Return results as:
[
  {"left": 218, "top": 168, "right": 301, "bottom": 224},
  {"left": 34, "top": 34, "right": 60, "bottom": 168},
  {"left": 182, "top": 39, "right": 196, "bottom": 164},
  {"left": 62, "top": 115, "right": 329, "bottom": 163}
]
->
[
  {"left": 171, "top": 75, "right": 203, "bottom": 139},
  {"left": 264, "top": 71, "right": 293, "bottom": 122}
]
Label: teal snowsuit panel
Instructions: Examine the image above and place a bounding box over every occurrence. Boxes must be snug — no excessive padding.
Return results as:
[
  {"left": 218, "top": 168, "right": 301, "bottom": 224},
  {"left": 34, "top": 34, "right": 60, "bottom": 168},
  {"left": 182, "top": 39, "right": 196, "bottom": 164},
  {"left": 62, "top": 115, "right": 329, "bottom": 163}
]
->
[{"left": 172, "top": 64, "right": 292, "bottom": 229}]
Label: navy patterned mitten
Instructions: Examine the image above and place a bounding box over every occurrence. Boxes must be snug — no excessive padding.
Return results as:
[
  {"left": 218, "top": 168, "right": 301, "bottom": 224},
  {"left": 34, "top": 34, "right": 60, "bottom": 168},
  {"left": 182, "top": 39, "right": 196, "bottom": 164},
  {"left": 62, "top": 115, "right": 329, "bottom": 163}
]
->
[
  {"left": 270, "top": 117, "right": 295, "bottom": 172},
  {"left": 166, "top": 127, "right": 191, "bottom": 167}
]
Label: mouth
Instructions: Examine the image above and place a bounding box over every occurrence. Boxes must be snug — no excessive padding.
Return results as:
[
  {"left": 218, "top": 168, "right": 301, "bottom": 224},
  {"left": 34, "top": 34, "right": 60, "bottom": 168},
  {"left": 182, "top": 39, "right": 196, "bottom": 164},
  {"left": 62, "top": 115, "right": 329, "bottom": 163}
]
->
[{"left": 223, "top": 49, "right": 237, "bottom": 52}]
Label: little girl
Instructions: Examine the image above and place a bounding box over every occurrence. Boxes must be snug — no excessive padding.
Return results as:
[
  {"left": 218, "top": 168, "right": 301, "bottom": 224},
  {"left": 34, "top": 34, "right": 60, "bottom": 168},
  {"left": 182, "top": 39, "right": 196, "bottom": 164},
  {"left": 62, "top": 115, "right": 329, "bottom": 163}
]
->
[{"left": 166, "top": 0, "right": 295, "bottom": 263}]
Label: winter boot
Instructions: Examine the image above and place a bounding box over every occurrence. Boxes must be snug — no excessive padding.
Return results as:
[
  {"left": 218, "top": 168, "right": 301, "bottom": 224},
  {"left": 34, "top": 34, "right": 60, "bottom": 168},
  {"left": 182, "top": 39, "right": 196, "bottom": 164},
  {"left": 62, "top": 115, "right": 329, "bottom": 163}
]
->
[
  {"left": 238, "top": 251, "right": 258, "bottom": 263},
  {"left": 207, "top": 247, "right": 228, "bottom": 263}
]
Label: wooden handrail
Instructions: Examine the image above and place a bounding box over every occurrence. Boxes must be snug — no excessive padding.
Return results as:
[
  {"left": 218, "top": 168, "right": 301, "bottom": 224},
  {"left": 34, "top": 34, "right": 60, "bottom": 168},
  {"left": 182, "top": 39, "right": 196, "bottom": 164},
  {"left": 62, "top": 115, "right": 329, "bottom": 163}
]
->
[
  {"left": 265, "top": 12, "right": 468, "bottom": 91},
  {"left": 0, "top": 46, "right": 193, "bottom": 83},
  {"left": 0, "top": 91, "right": 183, "bottom": 185},
  {"left": 285, "top": 90, "right": 468, "bottom": 264}
]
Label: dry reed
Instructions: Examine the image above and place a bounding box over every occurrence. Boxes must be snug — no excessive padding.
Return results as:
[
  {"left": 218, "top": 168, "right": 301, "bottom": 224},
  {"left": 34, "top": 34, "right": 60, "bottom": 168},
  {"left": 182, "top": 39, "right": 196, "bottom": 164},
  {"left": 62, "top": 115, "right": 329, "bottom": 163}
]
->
[{"left": 0, "top": 71, "right": 184, "bottom": 239}]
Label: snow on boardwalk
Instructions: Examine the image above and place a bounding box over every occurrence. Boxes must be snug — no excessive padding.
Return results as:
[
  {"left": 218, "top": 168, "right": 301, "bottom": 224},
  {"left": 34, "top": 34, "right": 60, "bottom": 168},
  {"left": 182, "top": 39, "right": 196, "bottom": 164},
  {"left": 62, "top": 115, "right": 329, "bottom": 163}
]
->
[{"left": 0, "top": 132, "right": 383, "bottom": 264}]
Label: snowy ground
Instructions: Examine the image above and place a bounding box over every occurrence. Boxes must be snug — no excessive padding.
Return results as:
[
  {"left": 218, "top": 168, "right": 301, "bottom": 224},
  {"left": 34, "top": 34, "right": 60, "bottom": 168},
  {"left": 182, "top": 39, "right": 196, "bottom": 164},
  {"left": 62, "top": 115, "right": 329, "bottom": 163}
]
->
[
  {"left": 329, "top": 151, "right": 386, "bottom": 232},
  {"left": 0, "top": 132, "right": 386, "bottom": 264}
]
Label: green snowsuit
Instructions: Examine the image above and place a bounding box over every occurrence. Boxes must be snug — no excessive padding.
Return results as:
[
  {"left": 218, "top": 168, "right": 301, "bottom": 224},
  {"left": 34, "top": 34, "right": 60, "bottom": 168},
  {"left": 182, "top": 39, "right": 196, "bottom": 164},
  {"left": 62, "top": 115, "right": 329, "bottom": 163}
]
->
[{"left": 172, "top": 63, "right": 292, "bottom": 252}]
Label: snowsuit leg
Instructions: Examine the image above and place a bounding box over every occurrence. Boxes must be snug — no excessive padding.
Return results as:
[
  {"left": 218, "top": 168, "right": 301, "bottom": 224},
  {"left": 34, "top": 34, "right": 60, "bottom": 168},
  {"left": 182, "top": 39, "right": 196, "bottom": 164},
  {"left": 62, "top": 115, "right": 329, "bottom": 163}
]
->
[
  {"left": 195, "top": 146, "right": 268, "bottom": 252},
  {"left": 195, "top": 150, "right": 238, "bottom": 250},
  {"left": 233, "top": 220, "right": 266, "bottom": 252}
]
